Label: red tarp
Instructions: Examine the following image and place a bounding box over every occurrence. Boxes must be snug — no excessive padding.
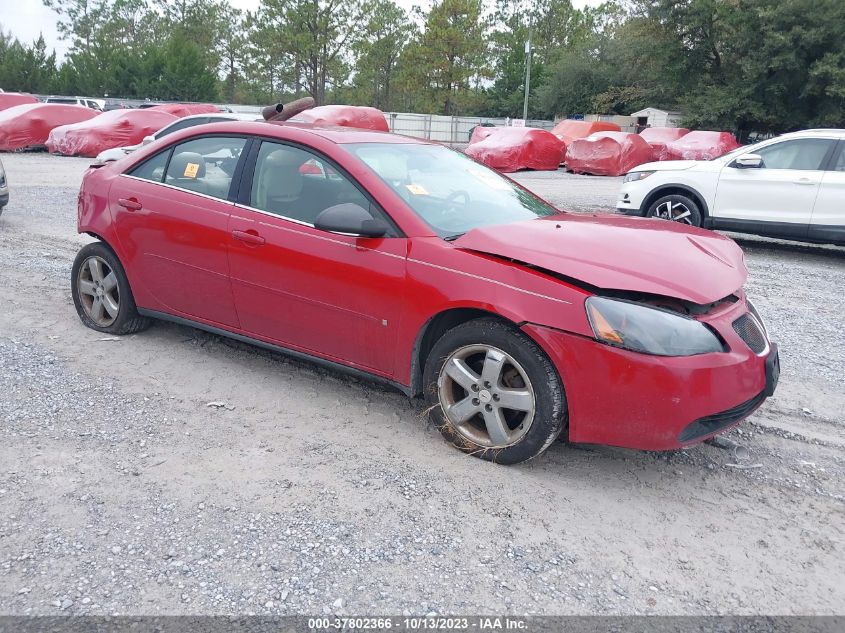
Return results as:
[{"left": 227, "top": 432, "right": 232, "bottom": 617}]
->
[
  {"left": 0, "top": 103, "right": 99, "bottom": 151},
  {"left": 639, "top": 126, "right": 690, "bottom": 161},
  {"left": 289, "top": 105, "right": 389, "bottom": 132},
  {"left": 464, "top": 127, "right": 566, "bottom": 173},
  {"left": 665, "top": 131, "right": 740, "bottom": 161},
  {"left": 566, "top": 132, "right": 655, "bottom": 176},
  {"left": 551, "top": 119, "right": 621, "bottom": 145},
  {"left": 0, "top": 92, "right": 39, "bottom": 112},
  {"left": 468, "top": 125, "right": 504, "bottom": 144},
  {"left": 149, "top": 103, "right": 221, "bottom": 117},
  {"left": 47, "top": 109, "right": 177, "bottom": 157}
]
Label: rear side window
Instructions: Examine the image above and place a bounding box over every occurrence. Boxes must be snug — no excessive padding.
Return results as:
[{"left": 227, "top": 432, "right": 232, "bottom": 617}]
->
[
  {"left": 755, "top": 138, "right": 834, "bottom": 170},
  {"left": 128, "top": 150, "right": 171, "bottom": 183},
  {"left": 831, "top": 144, "right": 845, "bottom": 172},
  {"left": 164, "top": 136, "right": 247, "bottom": 200}
]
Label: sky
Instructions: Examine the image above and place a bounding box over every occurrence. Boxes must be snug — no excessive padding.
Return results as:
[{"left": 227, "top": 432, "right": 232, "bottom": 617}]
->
[{"left": 3, "top": 0, "right": 605, "bottom": 61}]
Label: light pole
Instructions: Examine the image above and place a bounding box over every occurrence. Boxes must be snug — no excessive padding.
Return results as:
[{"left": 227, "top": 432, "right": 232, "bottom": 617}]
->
[{"left": 522, "top": 24, "right": 533, "bottom": 122}]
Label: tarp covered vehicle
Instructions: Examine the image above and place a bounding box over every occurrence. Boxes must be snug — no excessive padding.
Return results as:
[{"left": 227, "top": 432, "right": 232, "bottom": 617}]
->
[
  {"left": 665, "top": 131, "right": 741, "bottom": 160},
  {"left": 552, "top": 119, "right": 621, "bottom": 146},
  {"left": 0, "top": 92, "right": 39, "bottom": 112},
  {"left": 464, "top": 127, "right": 566, "bottom": 173},
  {"left": 566, "top": 132, "right": 655, "bottom": 176},
  {"left": 289, "top": 105, "right": 389, "bottom": 132},
  {"left": 149, "top": 103, "right": 222, "bottom": 118},
  {"left": 0, "top": 103, "right": 99, "bottom": 151},
  {"left": 639, "top": 127, "right": 690, "bottom": 161},
  {"left": 47, "top": 109, "right": 178, "bottom": 157},
  {"left": 468, "top": 125, "right": 504, "bottom": 144}
]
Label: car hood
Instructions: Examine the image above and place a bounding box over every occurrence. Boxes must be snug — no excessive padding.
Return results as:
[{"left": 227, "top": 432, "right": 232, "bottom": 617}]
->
[
  {"left": 453, "top": 215, "right": 746, "bottom": 304},
  {"left": 632, "top": 160, "right": 700, "bottom": 172}
]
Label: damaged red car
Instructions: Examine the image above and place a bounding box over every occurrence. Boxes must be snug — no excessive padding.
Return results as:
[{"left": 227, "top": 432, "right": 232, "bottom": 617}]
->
[{"left": 72, "top": 121, "right": 779, "bottom": 464}]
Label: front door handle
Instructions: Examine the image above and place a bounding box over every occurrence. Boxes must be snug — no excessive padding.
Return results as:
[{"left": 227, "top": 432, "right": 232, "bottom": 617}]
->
[
  {"left": 232, "top": 229, "right": 266, "bottom": 246},
  {"left": 118, "top": 197, "right": 142, "bottom": 211},
  {"left": 793, "top": 178, "right": 816, "bottom": 185}
]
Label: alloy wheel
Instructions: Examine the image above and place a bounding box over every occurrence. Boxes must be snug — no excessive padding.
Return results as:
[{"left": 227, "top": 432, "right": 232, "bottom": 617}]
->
[
  {"left": 437, "top": 344, "right": 536, "bottom": 448},
  {"left": 653, "top": 200, "right": 694, "bottom": 224},
  {"left": 77, "top": 256, "right": 120, "bottom": 327}
]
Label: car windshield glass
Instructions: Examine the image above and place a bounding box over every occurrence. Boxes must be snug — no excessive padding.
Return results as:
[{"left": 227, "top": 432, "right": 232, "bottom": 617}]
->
[{"left": 344, "top": 143, "right": 558, "bottom": 238}]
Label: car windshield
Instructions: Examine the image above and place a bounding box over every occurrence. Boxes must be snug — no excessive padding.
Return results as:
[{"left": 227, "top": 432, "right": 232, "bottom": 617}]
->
[{"left": 344, "top": 143, "right": 559, "bottom": 238}]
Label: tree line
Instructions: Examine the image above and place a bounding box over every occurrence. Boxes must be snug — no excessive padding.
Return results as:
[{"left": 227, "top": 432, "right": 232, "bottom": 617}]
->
[{"left": 1, "top": 0, "right": 843, "bottom": 136}]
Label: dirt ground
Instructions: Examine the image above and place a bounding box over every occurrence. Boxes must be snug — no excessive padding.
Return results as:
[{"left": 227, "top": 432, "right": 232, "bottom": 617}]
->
[{"left": 0, "top": 153, "right": 843, "bottom": 616}]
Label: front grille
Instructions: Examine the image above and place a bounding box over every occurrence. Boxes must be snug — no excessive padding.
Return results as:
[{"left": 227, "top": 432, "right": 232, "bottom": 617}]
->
[
  {"left": 678, "top": 390, "right": 766, "bottom": 443},
  {"left": 732, "top": 313, "right": 767, "bottom": 354}
]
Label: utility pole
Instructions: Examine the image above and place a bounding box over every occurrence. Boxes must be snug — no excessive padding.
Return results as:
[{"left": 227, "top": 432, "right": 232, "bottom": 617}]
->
[{"left": 522, "top": 23, "right": 533, "bottom": 122}]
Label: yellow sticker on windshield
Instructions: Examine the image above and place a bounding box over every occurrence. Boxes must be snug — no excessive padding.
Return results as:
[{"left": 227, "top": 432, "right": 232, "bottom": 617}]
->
[
  {"left": 469, "top": 168, "right": 509, "bottom": 190},
  {"left": 405, "top": 184, "right": 429, "bottom": 196},
  {"left": 183, "top": 163, "right": 200, "bottom": 178}
]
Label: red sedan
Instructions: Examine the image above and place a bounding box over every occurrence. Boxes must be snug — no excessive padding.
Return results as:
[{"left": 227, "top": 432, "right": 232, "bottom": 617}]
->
[{"left": 72, "top": 121, "right": 779, "bottom": 464}]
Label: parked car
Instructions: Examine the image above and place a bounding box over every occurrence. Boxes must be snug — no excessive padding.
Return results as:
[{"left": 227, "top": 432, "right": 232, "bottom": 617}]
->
[
  {"left": 95, "top": 112, "right": 256, "bottom": 162},
  {"left": 71, "top": 121, "right": 779, "bottom": 464},
  {"left": 43, "top": 96, "right": 105, "bottom": 111},
  {"left": 0, "top": 156, "right": 7, "bottom": 215},
  {"left": 617, "top": 129, "right": 845, "bottom": 245}
]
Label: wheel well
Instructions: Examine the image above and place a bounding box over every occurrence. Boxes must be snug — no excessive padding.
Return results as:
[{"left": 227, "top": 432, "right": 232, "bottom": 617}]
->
[
  {"left": 643, "top": 186, "right": 708, "bottom": 220},
  {"left": 409, "top": 308, "right": 511, "bottom": 396}
]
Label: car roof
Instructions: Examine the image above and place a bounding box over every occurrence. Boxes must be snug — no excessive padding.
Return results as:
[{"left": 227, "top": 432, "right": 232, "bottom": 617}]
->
[
  {"left": 779, "top": 128, "right": 845, "bottom": 140},
  {"left": 206, "top": 120, "right": 431, "bottom": 145}
]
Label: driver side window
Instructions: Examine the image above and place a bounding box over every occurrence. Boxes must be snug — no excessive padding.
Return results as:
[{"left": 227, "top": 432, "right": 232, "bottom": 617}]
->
[
  {"left": 754, "top": 139, "right": 834, "bottom": 171},
  {"left": 249, "top": 141, "right": 370, "bottom": 226}
]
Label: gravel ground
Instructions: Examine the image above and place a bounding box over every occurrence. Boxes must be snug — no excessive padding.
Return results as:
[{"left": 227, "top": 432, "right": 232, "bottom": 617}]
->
[{"left": 0, "top": 153, "right": 843, "bottom": 616}]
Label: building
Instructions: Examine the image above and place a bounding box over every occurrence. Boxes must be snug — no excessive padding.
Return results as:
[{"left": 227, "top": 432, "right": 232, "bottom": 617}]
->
[{"left": 630, "top": 108, "right": 685, "bottom": 129}]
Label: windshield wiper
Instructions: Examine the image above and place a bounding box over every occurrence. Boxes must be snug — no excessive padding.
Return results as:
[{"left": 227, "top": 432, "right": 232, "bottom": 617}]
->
[{"left": 443, "top": 232, "right": 465, "bottom": 242}]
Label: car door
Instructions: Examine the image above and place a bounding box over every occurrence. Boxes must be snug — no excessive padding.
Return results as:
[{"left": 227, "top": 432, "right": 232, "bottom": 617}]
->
[
  {"left": 112, "top": 135, "right": 248, "bottom": 327},
  {"left": 227, "top": 139, "right": 407, "bottom": 376},
  {"left": 809, "top": 140, "right": 845, "bottom": 244},
  {"left": 712, "top": 137, "right": 837, "bottom": 238}
]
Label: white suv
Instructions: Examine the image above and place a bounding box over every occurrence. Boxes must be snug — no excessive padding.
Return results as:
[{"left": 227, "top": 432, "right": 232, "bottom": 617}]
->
[{"left": 617, "top": 129, "right": 845, "bottom": 245}]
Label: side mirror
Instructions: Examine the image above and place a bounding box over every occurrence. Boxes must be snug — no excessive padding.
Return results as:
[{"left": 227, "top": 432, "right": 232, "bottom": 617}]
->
[
  {"left": 314, "top": 203, "right": 388, "bottom": 238},
  {"left": 141, "top": 135, "right": 155, "bottom": 146},
  {"left": 734, "top": 153, "right": 762, "bottom": 169}
]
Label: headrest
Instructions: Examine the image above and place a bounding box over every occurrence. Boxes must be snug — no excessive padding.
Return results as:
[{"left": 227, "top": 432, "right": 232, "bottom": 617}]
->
[
  {"left": 170, "top": 152, "right": 206, "bottom": 179},
  {"left": 263, "top": 150, "right": 304, "bottom": 199}
]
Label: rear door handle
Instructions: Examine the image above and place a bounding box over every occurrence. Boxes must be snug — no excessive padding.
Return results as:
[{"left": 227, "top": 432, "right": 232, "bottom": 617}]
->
[
  {"left": 793, "top": 178, "right": 816, "bottom": 185},
  {"left": 117, "top": 197, "right": 142, "bottom": 211},
  {"left": 232, "top": 229, "right": 266, "bottom": 246}
]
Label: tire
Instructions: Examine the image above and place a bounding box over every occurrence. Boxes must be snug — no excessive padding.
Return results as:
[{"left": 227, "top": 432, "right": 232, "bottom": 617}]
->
[
  {"left": 423, "top": 318, "right": 567, "bottom": 465},
  {"left": 646, "top": 193, "right": 703, "bottom": 227},
  {"left": 71, "top": 241, "right": 151, "bottom": 335}
]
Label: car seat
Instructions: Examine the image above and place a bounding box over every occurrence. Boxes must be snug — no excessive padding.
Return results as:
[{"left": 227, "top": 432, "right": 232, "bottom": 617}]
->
[{"left": 167, "top": 152, "right": 207, "bottom": 195}]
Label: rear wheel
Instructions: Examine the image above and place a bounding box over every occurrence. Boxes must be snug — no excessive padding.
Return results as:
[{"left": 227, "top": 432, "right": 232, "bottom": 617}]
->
[
  {"left": 71, "top": 241, "right": 151, "bottom": 335},
  {"left": 423, "top": 318, "right": 566, "bottom": 465},
  {"left": 646, "top": 193, "right": 703, "bottom": 227}
]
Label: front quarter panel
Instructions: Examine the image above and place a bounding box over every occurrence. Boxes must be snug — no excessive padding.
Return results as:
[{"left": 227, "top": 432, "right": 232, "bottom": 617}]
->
[{"left": 394, "top": 236, "right": 593, "bottom": 385}]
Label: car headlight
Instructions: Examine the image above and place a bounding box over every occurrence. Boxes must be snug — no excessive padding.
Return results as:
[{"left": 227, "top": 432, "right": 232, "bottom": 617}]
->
[
  {"left": 623, "top": 170, "right": 655, "bottom": 183},
  {"left": 586, "top": 296, "right": 725, "bottom": 356}
]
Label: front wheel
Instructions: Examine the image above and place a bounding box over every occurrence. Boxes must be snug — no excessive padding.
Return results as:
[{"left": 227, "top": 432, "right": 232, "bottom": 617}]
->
[
  {"left": 646, "top": 193, "right": 703, "bottom": 227},
  {"left": 71, "top": 241, "right": 151, "bottom": 335},
  {"left": 423, "top": 318, "right": 567, "bottom": 465}
]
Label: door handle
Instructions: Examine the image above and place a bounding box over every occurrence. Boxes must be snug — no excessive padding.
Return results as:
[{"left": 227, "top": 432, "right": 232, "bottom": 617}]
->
[
  {"left": 232, "top": 229, "right": 266, "bottom": 246},
  {"left": 793, "top": 178, "right": 816, "bottom": 185},
  {"left": 117, "top": 197, "right": 142, "bottom": 211}
]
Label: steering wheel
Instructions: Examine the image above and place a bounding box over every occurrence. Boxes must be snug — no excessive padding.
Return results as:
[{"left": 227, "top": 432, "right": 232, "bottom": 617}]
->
[{"left": 444, "top": 190, "right": 470, "bottom": 213}]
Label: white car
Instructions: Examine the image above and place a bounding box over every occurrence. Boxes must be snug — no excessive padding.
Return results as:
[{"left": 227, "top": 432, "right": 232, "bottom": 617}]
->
[
  {"left": 43, "top": 96, "right": 105, "bottom": 110},
  {"left": 617, "top": 129, "right": 845, "bottom": 245},
  {"left": 95, "top": 112, "right": 257, "bottom": 163}
]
